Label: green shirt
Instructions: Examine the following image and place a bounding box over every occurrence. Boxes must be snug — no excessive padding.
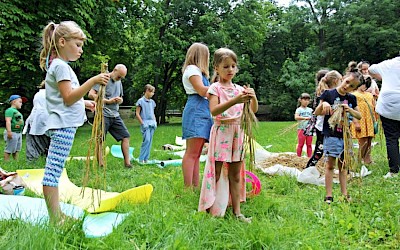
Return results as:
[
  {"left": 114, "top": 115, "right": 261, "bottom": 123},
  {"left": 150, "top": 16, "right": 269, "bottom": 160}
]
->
[{"left": 5, "top": 107, "right": 24, "bottom": 132}]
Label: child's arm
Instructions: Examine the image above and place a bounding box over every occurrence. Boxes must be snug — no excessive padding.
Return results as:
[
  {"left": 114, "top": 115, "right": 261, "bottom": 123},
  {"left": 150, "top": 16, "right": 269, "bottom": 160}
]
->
[
  {"left": 294, "top": 111, "right": 310, "bottom": 121},
  {"left": 189, "top": 75, "right": 208, "bottom": 97},
  {"left": 209, "top": 91, "right": 252, "bottom": 116},
  {"left": 5, "top": 118, "right": 12, "bottom": 139},
  {"left": 342, "top": 104, "right": 361, "bottom": 120},
  {"left": 59, "top": 73, "right": 109, "bottom": 106},
  {"left": 135, "top": 106, "right": 143, "bottom": 125}
]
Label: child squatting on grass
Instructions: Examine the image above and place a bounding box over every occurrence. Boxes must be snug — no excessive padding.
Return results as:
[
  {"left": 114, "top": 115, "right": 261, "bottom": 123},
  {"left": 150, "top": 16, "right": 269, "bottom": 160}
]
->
[
  {"left": 314, "top": 65, "right": 363, "bottom": 204},
  {"left": 135, "top": 84, "right": 157, "bottom": 163},
  {"left": 198, "top": 48, "right": 258, "bottom": 223},
  {"left": 3, "top": 95, "right": 25, "bottom": 161},
  {"left": 294, "top": 92, "right": 313, "bottom": 158},
  {"left": 39, "top": 21, "right": 110, "bottom": 224}
]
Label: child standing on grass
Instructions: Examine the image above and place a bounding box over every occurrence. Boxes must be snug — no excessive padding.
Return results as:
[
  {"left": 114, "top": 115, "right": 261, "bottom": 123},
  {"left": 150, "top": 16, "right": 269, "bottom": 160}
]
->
[
  {"left": 3, "top": 95, "right": 25, "bottom": 161},
  {"left": 39, "top": 21, "right": 109, "bottom": 224},
  {"left": 198, "top": 48, "right": 258, "bottom": 223},
  {"left": 294, "top": 93, "right": 313, "bottom": 157},
  {"left": 314, "top": 66, "right": 363, "bottom": 204},
  {"left": 350, "top": 75, "right": 375, "bottom": 164},
  {"left": 135, "top": 84, "right": 157, "bottom": 163},
  {"left": 181, "top": 43, "right": 213, "bottom": 188},
  {"left": 306, "top": 70, "right": 342, "bottom": 168}
]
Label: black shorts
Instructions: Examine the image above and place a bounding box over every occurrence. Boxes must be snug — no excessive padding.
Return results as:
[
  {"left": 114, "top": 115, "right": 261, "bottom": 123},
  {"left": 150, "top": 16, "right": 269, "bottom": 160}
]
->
[{"left": 104, "top": 116, "right": 130, "bottom": 141}]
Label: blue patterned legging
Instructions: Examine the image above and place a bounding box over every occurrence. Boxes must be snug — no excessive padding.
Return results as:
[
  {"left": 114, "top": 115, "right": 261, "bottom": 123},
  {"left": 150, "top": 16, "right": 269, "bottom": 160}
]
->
[{"left": 42, "top": 127, "right": 77, "bottom": 187}]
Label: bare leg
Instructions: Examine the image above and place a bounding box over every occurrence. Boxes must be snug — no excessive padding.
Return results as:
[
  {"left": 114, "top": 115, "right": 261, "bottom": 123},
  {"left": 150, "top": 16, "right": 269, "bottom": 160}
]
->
[
  {"left": 358, "top": 137, "right": 368, "bottom": 163},
  {"left": 43, "top": 186, "right": 63, "bottom": 224},
  {"left": 228, "top": 161, "right": 243, "bottom": 216},
  {"left": 182, "top": 138, "right": 205, "bottom": 187},
  {"left": 192, "top": 142, "right": 204, "bottom": 187},
  {"left": 364, "top": 137, "right": 373, "bottom": 164},
  {"left": 4, "top": 152, "right": 10, "bottom": 161},
  {"left": 12, "top": 152, "right": 19, "bottom": 160},
  {"left": 121, "top": 137, "right": 131, "bottom": 166},
  {"left": 325, "top": 156, "right": 335, "bottom": 198}
]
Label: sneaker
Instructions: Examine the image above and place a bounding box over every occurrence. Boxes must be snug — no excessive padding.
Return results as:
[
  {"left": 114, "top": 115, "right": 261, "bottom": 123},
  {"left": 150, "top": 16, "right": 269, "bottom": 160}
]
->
[
  {"left": 324, "top": 196, "right": 333, "bottom": 204},
  {"left": 235, "top": 214, "right": 252, "bottom": 223},
  {"left": 383, "top": 172, "right": 398, "bottom": 179}
]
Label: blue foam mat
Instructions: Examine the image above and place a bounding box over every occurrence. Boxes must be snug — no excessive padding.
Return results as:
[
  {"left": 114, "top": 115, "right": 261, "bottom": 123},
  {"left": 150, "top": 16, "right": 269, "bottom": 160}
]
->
[{"left": 0, "top": 195, "right": 128, "bottom": 238}]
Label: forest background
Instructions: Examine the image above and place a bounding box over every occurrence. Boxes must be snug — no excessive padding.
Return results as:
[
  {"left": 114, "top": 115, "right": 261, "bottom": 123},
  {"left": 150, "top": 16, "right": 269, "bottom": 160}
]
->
[{"left": 1, "top": 0, "right": 399, "bottom": 123}]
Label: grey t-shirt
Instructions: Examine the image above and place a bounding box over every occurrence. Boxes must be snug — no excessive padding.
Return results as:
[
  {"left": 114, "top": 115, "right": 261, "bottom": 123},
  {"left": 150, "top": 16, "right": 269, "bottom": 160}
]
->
[
  {"left": 93, "top": 79, "right": 123, "bottom": 117},
  {"left": 45, "top": 58, "right": 86, "bottom": 129}
]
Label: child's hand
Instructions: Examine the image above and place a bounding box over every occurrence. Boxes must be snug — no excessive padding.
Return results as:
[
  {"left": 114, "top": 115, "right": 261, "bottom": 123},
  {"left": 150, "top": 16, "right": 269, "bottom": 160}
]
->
[
  {"left": 235, "top": 92, "right": 252, "bottom": 104},
  {"left": 7, "top": 131, "right": 12, "bottom": 139},
  {"left": 341, "top": 103, "right": 351, "bottom": 112},
  {"left": 85, "top": 100, "right": 96, "bottom": 112},
  {"left": 354, "top": 122, "right": 361, "bottom": 132},
  {"left": 321, "top": 101, "right": 332, "bottom": 115},
  {"left": 243, "top": 86, "right": 256, "bottom": 97},
  {"left": 95, "top": 73, "right": 110, "bottom": 86}
]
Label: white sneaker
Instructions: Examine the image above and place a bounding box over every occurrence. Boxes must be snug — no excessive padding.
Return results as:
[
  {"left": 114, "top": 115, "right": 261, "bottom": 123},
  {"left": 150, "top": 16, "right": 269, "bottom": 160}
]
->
[{"left": 383, "top": 172, "right": 398, "bottom": 179}]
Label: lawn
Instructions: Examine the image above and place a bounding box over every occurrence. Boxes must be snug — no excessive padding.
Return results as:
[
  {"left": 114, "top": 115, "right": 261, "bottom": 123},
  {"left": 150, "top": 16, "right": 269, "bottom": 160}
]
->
[{"left": 1, "top": 118, "right": 399, "bottom": 249}]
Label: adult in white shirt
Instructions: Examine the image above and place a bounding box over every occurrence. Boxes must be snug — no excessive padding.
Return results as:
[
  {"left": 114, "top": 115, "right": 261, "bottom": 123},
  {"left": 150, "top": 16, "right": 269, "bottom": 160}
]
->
[
  {"left": 368, "top": 56, "right": 400, "bottom": 178},
  {"left": 23, "top": 81, "right": 50, "bottom": 161}
]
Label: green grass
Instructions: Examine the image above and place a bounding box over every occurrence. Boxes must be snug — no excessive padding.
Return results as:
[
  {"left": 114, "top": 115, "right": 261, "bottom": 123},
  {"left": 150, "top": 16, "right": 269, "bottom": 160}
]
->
[{"left": 1, "top": 119, "right": 400, "bottom": 249}]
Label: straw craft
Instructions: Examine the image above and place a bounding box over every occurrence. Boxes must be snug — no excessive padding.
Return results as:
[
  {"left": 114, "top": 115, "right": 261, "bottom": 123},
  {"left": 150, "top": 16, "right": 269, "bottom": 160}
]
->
[
  {"left": 241, "top": 97, "right": 258, "bottom": 172},
  {"left": 82, "top": 62, "right": 108, "bottom": 204}
]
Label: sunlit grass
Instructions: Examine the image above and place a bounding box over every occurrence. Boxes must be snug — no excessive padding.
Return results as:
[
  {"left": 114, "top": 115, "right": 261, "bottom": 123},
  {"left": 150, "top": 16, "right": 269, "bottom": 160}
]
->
[{"left": 0, "top": 119, "right": 399, "bottom": 249}]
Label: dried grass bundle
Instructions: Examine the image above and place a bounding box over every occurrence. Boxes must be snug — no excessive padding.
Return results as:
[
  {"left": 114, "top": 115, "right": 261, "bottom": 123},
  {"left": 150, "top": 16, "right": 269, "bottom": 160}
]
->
[
  {"left": 279, "top": 122, "right": 298, "bottom": 135},
  {"left": 328, "top": 105, "right": 344, "bottom": 130},
  {"left": 82, "top": 62, "right": 108, "bottom": 204},
  {"left": 342, "top": 110, "right": 357, "bottom": 172},
  {"left": 241, "top": 100, "right": 258, "bottom": 172}
]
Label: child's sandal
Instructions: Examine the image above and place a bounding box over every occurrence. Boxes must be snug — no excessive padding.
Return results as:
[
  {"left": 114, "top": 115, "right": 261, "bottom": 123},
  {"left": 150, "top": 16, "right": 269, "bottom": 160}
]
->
[
  {"left": 344, "top": 194, "right": 352, "bottom": 202},
  {"left": 235, "top": 214, "right": 252, "bottom": 223},
  {"left": 324, "top": 196, "right": 333, "bottom": 204}
]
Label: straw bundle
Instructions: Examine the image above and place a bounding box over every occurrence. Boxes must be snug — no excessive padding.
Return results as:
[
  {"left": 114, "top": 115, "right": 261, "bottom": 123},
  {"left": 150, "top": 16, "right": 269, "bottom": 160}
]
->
[
  {"left": 279, "top": 122, "right": 299, "bottom": 135},
  {"left": 82, "top": 62, "right": 108, "bottom": 203},
  {"left": 241, "top": 98, "right": 258, "bottom": 172},
  {"left": 328, "top": 105, "right": 356, "bottom": 172}
]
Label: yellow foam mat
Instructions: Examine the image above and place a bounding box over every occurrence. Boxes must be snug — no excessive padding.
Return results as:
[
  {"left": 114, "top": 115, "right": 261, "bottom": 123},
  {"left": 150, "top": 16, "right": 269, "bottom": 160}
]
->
[{"left": 16, "top": 169, "right": 153, "bottom": 213}]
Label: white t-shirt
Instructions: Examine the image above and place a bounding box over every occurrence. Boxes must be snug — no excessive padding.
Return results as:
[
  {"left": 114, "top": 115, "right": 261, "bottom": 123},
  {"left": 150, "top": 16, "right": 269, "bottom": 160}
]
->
[
  {"left": 45, "top": 58, "right": 86, "bottom": 129},
  {"left": 23, "top": 89, "right": 49, "bottom": 135},
  {"left": 369, "top": 57, "right": 400, "bottom": 121},
  {"left": 182, "top": 65, "right": 202, "bottom": 94}
]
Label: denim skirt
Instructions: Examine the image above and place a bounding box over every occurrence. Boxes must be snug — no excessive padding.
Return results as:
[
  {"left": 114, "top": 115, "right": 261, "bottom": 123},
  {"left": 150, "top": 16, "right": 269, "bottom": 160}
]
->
[{"left": 182, "top": 94, "right": 213, "bottom": 141}]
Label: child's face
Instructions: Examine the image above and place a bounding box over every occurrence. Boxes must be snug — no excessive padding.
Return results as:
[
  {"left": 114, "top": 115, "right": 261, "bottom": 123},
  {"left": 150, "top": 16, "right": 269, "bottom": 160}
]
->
[
  {"left": 338, "top": 75, "right": 359, "bottom": 93},
  {"left": 59, "top": 38, "right": 84, "bottom": 62},
  {"left": 11, "top": 98, "right": 23, "bottom": 109},
  {"left": 215, "top": 57, "right": 237, "bottom": 83},
  {"left": 360, "top": 63, "right": 369, "bottom": 75},
  {"left": 300, "top": 98, "right": 310, "bottom": 106},
  {"left": 145, "top": 89, "right": 155, "bottom": 98}
]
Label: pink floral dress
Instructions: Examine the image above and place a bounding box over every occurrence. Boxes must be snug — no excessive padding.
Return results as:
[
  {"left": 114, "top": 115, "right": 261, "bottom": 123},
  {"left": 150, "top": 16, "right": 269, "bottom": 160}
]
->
[{"left": 198, "top": 82, "right": 247, "bottom": 216}]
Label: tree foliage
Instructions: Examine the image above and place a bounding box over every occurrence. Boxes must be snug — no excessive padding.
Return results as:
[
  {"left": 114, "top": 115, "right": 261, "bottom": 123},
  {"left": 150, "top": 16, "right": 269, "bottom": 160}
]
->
[{"left": 1, "top": 0, "right": 400, "bottom": 122}]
